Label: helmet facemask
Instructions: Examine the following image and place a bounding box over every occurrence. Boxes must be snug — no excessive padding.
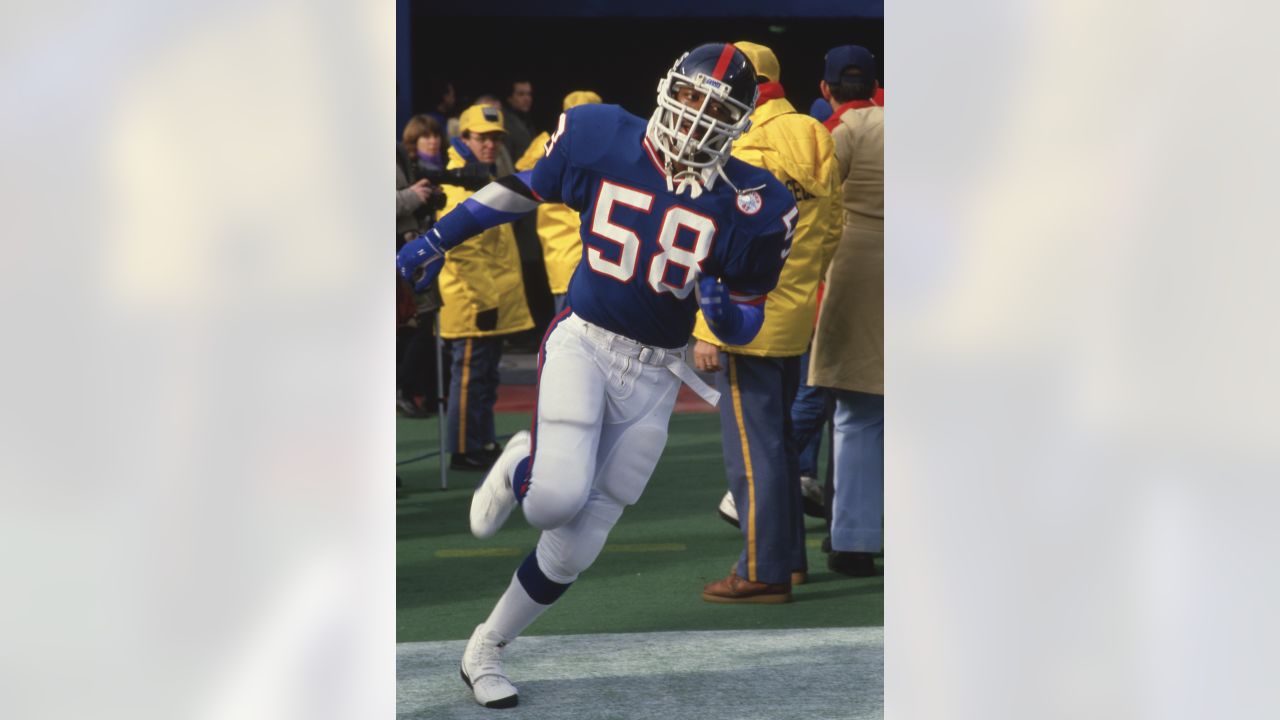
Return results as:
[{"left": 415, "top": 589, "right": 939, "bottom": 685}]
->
[{"left": 646, "top": 63, "right": 754, "bottom": 198}]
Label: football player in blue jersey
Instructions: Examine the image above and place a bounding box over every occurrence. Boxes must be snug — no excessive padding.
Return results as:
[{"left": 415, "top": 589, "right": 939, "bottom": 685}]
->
[{"left": 398, "top": 43, "right": 799, "bottom": 709}]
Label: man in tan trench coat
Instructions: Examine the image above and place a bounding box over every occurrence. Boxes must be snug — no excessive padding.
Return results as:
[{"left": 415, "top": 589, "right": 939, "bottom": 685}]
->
[{"left": 809, "top": 45, "right": 884, "bottom": 577}]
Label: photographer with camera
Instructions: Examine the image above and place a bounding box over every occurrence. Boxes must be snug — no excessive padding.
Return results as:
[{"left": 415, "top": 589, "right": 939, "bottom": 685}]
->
[
  {"left": 399, "top": 114, "right": 449, "bottom": 241},
  {"left": 397, "top": 115, "right": 449, "bottom": 419}
]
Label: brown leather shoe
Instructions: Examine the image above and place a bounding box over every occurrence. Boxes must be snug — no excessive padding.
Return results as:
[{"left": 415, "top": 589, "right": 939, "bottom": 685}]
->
[
  {"left": 791, "top": 570, "right": 808, "bottom": 586},
  {"left": 701, "top": 573, "right": 792, "bottom": 604}
]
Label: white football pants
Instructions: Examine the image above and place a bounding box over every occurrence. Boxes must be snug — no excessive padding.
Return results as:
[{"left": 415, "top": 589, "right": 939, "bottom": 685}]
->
[{"left": 523, "top": 313, "right": 687, "bottom": 583}]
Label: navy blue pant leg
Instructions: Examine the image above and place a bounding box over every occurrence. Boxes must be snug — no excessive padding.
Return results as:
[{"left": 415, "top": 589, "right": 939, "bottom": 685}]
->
[
  {"left": 715, "top": 352, "right": 805, "bottom": 584},
  {"left": 790, "top": 350, "right": 832, "bottom": 478},
  {"left": 479, "top": 338, "right": 502, "bottom": 447},
  {"left": 447, "top": 336, "right": 503, "bottom": 455}
]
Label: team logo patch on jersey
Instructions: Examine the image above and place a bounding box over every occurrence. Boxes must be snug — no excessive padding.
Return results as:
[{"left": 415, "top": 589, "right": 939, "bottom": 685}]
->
[{"left": 736, "top": 191, "right": 763, "bottom": 215}]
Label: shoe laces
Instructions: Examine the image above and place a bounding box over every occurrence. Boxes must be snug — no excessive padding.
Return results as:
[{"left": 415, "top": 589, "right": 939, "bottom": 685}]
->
[{"left": 469, "top": 632, "right": 508, "bottom": 677}]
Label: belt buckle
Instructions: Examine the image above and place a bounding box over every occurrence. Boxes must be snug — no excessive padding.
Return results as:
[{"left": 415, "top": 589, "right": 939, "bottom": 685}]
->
[{"left": 638, "top": 347, "right": 654, "bottom": 364}]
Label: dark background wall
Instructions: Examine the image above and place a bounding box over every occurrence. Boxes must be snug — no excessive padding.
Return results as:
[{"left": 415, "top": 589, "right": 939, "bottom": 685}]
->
[{"left": 402, "top": 15, "right": 884, "bottom": 137}]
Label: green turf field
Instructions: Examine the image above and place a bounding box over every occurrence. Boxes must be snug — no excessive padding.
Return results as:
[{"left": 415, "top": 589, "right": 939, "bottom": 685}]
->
[{"left": 397, "top": 412, "right": 883, "bottom": 643}]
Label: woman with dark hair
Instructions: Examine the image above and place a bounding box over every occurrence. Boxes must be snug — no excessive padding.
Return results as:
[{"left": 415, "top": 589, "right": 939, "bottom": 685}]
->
[
  {"left": 397, "top": 114, "right": 449, "bottom": 419},
  {"left": 403, "top": 113, "right": 446, "bottom": 178}
]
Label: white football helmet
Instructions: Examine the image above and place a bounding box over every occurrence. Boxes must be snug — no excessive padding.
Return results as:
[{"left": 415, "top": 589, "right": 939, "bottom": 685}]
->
[{"left": 645, "top": 43, "right": 758, "bottom": 197}]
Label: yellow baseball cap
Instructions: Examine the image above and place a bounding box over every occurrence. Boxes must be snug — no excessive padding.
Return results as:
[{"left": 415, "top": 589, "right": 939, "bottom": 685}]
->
[
  {"left": 734, "top": 41, "right": 780, "bottom": 83},
  {"left": 562, "top": 90, "right": 602, "bottom": 110},
  {"left": 458, "top": 104, "right": 506, "bottom": 135}
]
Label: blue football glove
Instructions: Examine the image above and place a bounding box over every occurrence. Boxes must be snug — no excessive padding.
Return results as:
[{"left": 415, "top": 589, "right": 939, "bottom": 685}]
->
[
  {"left": 397, "top": 231, "right": 446, "bottom": 293},
  {"left": 696, "top": 273, "right": 766, "bottom": 346}
]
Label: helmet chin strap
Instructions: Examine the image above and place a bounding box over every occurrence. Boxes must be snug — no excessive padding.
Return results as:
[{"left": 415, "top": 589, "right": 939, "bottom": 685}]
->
[
  {"left": 647, "top": 110, "right": 733, "bottom": 200},
  {"left": 666, "top": 144, "right": 722, "bottom": 198},
  {"left": 669, "top": 165, "right": 709, "bottom": 199},
  {"left": 669, "top": 160, "right": 756, "bottom": 200},
  {"left": 672, "top": 173, "right": 703, "bottom": 199},
  {"left": 668, "top": 156, "right": 741, "bottom": 200},
  {"left": 716, "top": 165, "right": 744, "bottom": 195}
]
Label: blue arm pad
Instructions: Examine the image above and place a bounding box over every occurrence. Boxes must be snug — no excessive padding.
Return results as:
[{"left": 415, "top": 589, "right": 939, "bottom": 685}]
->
[
  {"left": 429, "top": 170, "right": 539, "bottom": 250},
  {"left": 697, "top": 275, "right": 767, "bottom": 346},
  {"left": 398, "top": 172, "right": 541, "bottom": 293},
  {"left": 715, "top": 302, "right": 765, "bottom": 346},
  {"left": 426, "top": 201, "right": 485, "bottom": 251}
]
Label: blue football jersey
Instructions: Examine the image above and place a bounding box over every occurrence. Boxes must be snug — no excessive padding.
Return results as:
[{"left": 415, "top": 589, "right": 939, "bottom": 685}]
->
[{"left": 529, "top": 104, "right": 798, "bottom": 349}]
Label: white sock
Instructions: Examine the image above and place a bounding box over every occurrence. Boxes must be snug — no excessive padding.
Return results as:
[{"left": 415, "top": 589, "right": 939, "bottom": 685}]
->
[{"left": 483, "top": 571, "right": 553, "bottom": 642}]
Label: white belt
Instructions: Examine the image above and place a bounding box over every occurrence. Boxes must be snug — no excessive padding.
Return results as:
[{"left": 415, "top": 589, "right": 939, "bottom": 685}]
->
[
  {"left": 568, "top": 315, "right": 721, "bottom": 407},
  {"left": 664, "top": 356, "right": 721, "bottom": 406}
]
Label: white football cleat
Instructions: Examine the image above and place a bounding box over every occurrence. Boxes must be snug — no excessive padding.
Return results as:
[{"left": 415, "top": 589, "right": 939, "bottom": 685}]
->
[
  {"left": 717, "top": 490, "right": 739, "bottom": 528},
  {"left": 460, "top": 623, "right": 518, "bottom": 709},
  {"left": 470, "top": 430, "right": 530, "bottom": 539}
]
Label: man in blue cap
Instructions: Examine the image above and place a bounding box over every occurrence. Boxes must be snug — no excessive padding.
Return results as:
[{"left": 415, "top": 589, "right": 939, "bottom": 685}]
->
[
  {"left": 820, "top": 44, "right": 882, "bottom": 131},
  {"left": 810, "top": 43, "right": 885, "bottom": 578}
]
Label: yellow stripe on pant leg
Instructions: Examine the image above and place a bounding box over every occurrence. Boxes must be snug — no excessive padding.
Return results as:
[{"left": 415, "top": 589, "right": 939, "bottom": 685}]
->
[
  {"left": 458, "top": 338, "right": 472, "bottom": 454},
  {"left": 728, "top": 354, "right": 758, "bottom": 581}
]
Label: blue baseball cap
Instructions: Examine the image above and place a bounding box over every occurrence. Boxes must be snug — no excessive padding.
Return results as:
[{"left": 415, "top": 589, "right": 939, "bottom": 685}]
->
[{"left": 823, "top": 45, "right": 877, "bottom": 84}]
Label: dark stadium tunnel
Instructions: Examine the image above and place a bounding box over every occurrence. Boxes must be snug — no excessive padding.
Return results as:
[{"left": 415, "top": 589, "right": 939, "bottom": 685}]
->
[{"left": 404, "top": 16, "right": 883, "bottom": 138}]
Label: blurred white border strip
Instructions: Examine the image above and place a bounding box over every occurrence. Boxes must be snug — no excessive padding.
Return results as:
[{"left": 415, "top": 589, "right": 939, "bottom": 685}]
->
[
  {"left": 0, "top": 1, "right": 394, "bottom": 718},
  {"left": 890, "top": 1, "right": 1280, "bottom": 718}
]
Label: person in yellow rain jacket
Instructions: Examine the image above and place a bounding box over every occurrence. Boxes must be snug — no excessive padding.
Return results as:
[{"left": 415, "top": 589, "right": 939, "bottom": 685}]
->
[
  {"left": 691, "top": 42, "right": 841, "bottom": 603},
  {"left": 439, "top": 104, "right": 534, "bottom": 471},
  {"left": 514, "top": 90, "right": 603, "bottom": 314}
]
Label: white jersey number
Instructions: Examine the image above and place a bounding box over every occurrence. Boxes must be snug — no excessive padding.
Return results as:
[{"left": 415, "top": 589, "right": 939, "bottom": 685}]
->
[
  {"left": 779, "top": 206, "right": 799, "bottom": 258},
  {"left": 646, "top": 206, "right": 715, "bottom": 298},
  {"left": 588, "top": 179, "right": 715, "bottom": 298},
  {"left": 587, "top": 181, "right": 652, "bottom": 281},
  {"left": 544, "top": 112, "right": 568, "bottom": 157}
]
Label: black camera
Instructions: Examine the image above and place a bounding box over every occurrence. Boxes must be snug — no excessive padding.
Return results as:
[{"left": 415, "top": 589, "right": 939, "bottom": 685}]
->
[
  {"left": 417, "top": 179, "right": 448, "bottom": 215},
  {"left": 418, "top": 164, "right": 492, "bottom": 191}
]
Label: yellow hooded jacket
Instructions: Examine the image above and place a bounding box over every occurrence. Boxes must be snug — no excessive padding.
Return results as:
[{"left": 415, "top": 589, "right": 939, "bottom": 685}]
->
[
  {"left": 515, "top": 133, "right": 582, "bottom": 294},
  {"left": 437, "top": 143, "right": 534, "bottom": 339},
  {"left": 693, "top": 96, "right": 841, "bottom": 357}
]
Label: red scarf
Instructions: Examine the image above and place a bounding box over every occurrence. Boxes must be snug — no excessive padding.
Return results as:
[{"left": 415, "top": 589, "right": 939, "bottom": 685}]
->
[
  {"left": 823, "top": 90, "right": 883, "bottom": 130},
  {"left": 755, "top": 81, "right": 786, "bottom": 106}
]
